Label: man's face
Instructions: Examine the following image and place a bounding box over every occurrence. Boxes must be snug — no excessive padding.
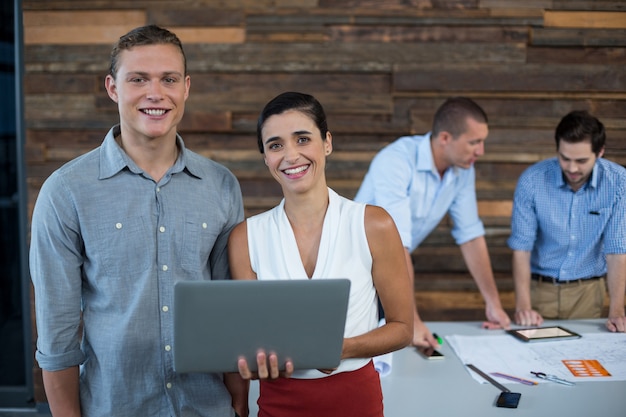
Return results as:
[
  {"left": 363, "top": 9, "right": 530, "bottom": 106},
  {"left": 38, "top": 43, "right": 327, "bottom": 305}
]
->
[
  {"left": 445, "top": 117, "right": 488, "bottom": 169},
  {"left": 104, "top": 43, "right": 190, "bottom": 142},
  {"left": 557, "top": 139, "right": 603, "bottom": 191}
]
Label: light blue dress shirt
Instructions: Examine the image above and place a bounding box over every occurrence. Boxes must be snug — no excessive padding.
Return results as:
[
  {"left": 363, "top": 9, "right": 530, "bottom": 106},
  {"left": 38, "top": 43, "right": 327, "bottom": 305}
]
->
[
  {"left": 507, "top": 157, "right": 626, "bottom": 280},
  {"left": 355, "top": 133, "right": 485, "bottom": 252},
  {"left": 30, "top": 125, "right": 244, "bottom": 417}
]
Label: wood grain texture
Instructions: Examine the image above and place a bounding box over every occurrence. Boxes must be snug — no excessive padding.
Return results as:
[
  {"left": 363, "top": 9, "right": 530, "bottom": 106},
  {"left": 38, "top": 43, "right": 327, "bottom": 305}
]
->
[
  {"left": 20, "top": 1, "right": 626, "bottom": 402},
  {"left": 544, "top": 11, "right": 626, "bottom": 29}
]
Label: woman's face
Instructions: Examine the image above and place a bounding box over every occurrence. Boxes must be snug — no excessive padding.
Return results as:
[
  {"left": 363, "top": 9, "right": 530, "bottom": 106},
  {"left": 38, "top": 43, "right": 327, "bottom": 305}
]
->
[{"left": 260, "top": 109, "right": 332, "bottom": 195}]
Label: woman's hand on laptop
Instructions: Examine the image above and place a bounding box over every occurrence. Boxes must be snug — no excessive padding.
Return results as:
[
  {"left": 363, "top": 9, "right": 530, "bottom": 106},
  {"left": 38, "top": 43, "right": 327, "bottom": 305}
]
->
[{"left": 237, "top": 351, "right": 294, "bottom": 380}]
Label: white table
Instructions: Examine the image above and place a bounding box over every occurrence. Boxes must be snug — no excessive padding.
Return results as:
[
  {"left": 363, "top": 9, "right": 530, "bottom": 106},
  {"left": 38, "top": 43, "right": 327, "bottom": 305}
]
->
[{"left": 249, "top": 319, "right": 626, "bottom": 416}]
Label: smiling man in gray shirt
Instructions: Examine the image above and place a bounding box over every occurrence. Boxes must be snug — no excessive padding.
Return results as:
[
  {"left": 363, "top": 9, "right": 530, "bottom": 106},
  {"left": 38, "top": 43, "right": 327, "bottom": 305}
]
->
[{"left": 29, "top": 25, "right": 245, "bottom": 417}]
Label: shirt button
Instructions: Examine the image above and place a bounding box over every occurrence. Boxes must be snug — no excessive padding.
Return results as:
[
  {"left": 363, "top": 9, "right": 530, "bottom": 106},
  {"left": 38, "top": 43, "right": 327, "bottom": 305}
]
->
[
  {"left": 159, "top": 226, "right": 166, "bottom": 233},
  {"left": 202, "top": 223, "right": 208, "bottom": 229},
  {"left": 157, "top": 187, "right": 161, "bottom": 193},
  {"left": 115, "top": 223, "right": 122, "bottom": 229},
  {"left": 162, "top": 265, "right": 168, "bottom": 271},
  {"left": 162, "top": 305, "right": 169, "bottom": 312},
  {"left": 166, "top": 382, "right": 172, "bottom": 389},
  {"left": 165, "top": 345, "right": 171, "bottom": 352}
]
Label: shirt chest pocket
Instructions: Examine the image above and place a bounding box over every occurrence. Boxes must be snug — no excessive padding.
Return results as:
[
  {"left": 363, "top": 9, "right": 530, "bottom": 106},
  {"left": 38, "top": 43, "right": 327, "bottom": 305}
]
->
[
  {"left": 180, "top": 219, "right": 219, "bottom": 274},
  {"left": 582, "top": 207, "right": 610, "bottom": 232},
  {"left": 83, "top": 216, "right": 153, "bottom": 277}
]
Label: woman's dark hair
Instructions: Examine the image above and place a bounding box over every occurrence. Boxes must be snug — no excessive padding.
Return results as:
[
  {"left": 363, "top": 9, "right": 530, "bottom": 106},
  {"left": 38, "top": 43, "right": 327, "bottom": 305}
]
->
[
  {"left": 555, "top": 110, "right": 605, "bottom": 155},
  {"left": 109, "top": 25, "right": 187, "bottom": 79},
  {"left": 256, "top": 92, "right": 328, "bottom": 153}
]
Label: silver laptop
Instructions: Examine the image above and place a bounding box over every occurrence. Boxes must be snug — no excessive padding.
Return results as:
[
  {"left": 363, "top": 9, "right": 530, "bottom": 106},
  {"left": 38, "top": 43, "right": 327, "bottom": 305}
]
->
[{"left": 173, "top": 278, "right": 351, "bottom": 373}]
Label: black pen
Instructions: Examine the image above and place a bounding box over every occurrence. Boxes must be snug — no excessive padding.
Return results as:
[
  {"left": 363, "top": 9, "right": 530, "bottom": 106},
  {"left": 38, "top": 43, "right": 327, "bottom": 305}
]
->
[{"left": 589, "top": 211, "right": 600, "bottom": 215}]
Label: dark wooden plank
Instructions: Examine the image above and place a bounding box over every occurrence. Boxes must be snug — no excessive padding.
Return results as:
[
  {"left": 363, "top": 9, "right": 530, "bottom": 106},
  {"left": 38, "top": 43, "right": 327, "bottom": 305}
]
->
[
  {"left": 26, "top": 118, "right": 118, "bottom": 130},
  {"left": 24, "top": 142, "right": 45, "bottom": 163},
  {"left": 24, "top": 45, "right": 111, "bottom": 73},
  {"left": 229, "top": 115, "right": 404, "bottom": 139},
  {"left": 403, "top": 97, "right": 625, "bottom": 136},
  {"left": 181, "top": 133, "right": 258, "bottom": 151},
  {"left": 527, "top": 45, "right": 626, "bottom": 64},
  {"left": 23, "top": 0, "right": 317, "bottom": 10},
  {"left": 395, "top": 63, "right": 626, "bottom": 92},
  {"left": 418, "top": 225, "right": 513, "bottom": 247},
  {"left": 329, "top": 25, "right": 529, "bottom": 43},
  {"left": 412, "top": 246, "right": 512, "bottom": 272},
  {"left": 245, "top": 12, "right": 352, "bottom": 27},
  {"left": 190, "top": 72, "right": 391, "bottom": 94},
  {"left": 186, "top": 92, "right": 393, "bottom": 115},
  {"left": 25, "top": 94, "right": 96, "bottom": 118},
  {"left": 479, "top": 0, "right": 551, "bottom": 9},
  {"left": 247, "top": 8, "right": 540, "bottom": 26},
  {"left": 26, "top": 162, "right": 67, "bottom": 182},
  {"left": 552, "top": 0, "right": 626, "bottom": 11},
  {"left": 476, "top": 162, "right": 530, "bottom": 183},
  {"left": 23, "top": 74, "right": 101, "bottom": 94},
  {"left": 26, "top": 44, "right": 523, "bottom": 73},
  {"left": 246, "top": 31, "right": 329, "bottom": 42},
  {"left": 25, "top": 94, "right": 119, "bottom": 129},
  {"left": 23, "top": 0, "right": 170, "bottom": 10},
  {"left": 147, "top": 8, "right": 244, "bottom": 26},
  {"left": 531, "top": 28, "right": 626, "bottom": 46},
  {"left": 406, "top": 98, "right": 626, "bottom": 125},
  {"left": 318, "top": 0, "right": 479, "bottom": 9},
  {"left": 23, "top": 10, "right": 145, "bottom": 26},
  {"left": 351, "top": 15, "right": 541, "bottom": 26},
  {"left": 179, "top": 112, "right": 232, "bottom": 133},
  {"left": 185, "top": 43, "right": 525, "bottom": 72},
  {"left": 26, "top": 129, "right": 108, "bottom": 147}
]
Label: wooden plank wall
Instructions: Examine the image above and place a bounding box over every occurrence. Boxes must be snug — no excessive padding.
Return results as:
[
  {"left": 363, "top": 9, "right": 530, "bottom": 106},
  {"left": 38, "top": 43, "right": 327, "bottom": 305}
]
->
[{"left": 22, "top": 0, "right": 626, "bottom": 403}]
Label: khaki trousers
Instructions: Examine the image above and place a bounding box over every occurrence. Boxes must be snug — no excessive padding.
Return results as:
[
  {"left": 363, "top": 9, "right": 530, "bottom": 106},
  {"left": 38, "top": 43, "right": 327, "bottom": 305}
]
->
[{"left": 531, "top": 277, "right": 606, "bottom": 319}]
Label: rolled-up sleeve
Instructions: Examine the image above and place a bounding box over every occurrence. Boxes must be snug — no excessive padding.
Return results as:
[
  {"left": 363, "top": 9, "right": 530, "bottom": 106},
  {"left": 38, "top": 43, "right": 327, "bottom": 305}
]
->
[
  {"left": 448, "top": 167, "right": 485, "bottom": 245},
  {"left": 603, "top": 172, "right": 626, "bottom": 255},
  {"left": 507, "top": 171, "right": 538, "bottom": 252},
  {"left": 30, "top": 172, "right": 86, "bottom": 371}
]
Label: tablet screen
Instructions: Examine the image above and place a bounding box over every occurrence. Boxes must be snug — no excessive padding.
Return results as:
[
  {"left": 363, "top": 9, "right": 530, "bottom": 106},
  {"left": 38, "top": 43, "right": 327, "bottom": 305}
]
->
[{"left": 507, "top": 326, "right": 581, "bottom": 342}]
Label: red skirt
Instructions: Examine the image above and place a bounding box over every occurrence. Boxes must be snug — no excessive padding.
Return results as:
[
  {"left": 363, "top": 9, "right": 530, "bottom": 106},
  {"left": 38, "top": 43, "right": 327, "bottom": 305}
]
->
[{"left": 258, "top": 361, "right": 384, "bottom": 417}]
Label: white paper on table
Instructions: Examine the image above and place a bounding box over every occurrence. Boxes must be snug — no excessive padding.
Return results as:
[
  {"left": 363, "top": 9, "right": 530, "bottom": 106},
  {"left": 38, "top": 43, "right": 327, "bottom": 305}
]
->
[
  {"left": 373, "top": 318, "right": 393, "bottom": 377},
  {"left": 447, "top": 332, "right": 626, "bottom": 384}
]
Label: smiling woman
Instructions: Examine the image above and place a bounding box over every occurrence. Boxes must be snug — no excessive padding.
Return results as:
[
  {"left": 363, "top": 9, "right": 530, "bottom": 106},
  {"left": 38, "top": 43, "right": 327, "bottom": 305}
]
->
[
  {"left": 261, "top": 109, "right": 332, "bottom": 197},
  {"left": 225, "top": 92, "right": 414, "bottom": 417}
]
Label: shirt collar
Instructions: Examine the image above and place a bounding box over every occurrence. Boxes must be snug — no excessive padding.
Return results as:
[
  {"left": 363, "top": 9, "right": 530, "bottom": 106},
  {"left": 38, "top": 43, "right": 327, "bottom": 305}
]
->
[
  {"left": 588, "top": 160, "right": 599, "bottom": 188},
  {"left": 554, "top": 157, "right": 599, "bottom": 191},
  {"left": 416, "top": 132, "right": 458, "bottom": 178},
  {"left": 99, "top": 125, "right": 201, "bottom": 180}
]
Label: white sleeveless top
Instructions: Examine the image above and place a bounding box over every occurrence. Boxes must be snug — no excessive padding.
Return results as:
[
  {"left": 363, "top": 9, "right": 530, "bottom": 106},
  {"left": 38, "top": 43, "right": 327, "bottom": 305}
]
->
[{"left": 247, "top": 188, "right": 378, "bottom": 379}]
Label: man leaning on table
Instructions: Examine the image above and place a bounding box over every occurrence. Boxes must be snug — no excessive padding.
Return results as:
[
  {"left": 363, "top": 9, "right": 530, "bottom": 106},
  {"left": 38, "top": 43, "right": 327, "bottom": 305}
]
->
[
  {"left": 508, "top": 110, "right": 626, "bottom": 333},
  {"left": 355, "top": 97, "right": 511, "bottom": 348}
]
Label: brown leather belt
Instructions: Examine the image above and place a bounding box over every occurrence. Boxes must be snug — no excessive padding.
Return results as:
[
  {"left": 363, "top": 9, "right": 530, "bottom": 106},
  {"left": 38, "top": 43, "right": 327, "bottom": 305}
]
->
[{"left": 531, "top": 273, "right": 603, "bottom": 285}]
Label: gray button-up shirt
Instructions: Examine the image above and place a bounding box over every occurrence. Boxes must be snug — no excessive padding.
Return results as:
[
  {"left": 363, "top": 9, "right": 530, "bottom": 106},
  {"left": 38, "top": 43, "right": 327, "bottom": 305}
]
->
[{"left": 30, "top": 125, "right": 244, "bottom": 417}]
